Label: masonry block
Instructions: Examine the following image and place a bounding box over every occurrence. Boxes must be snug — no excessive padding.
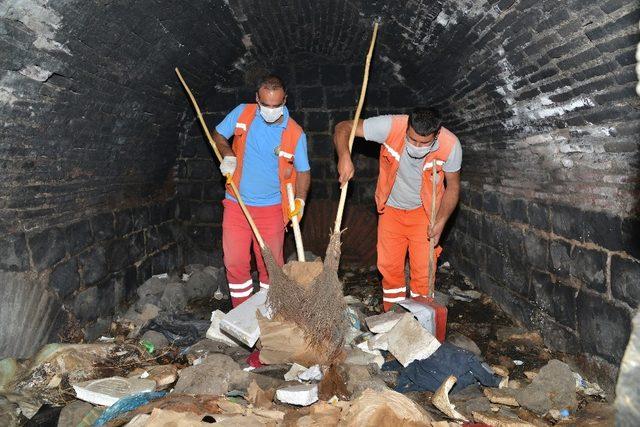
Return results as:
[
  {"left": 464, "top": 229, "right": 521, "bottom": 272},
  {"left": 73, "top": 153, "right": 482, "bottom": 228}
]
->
[
  {"left": 577, "top": 290, "right": 631, "bottom": 364},
  {"left": 28, "top": 228, "right": 67, "bottom": 271},
  {"left": 611, "top": 255, "right": 640, "bottom": 308}
]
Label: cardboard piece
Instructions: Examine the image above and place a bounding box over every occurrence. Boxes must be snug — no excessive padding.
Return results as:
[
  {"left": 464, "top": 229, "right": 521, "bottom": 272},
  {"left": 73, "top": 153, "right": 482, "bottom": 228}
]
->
[
  {"left": 219, "top": 290, "right": 271, "bottom": 347},
  {"left": 257, "top": 315, "right": 332, "bottom": 366},
  {"left": 387, "top": 313, "right": 441, "bottom": 367},
  {"left": 341, "top": 388, "right": 434, "bottom": 426}
]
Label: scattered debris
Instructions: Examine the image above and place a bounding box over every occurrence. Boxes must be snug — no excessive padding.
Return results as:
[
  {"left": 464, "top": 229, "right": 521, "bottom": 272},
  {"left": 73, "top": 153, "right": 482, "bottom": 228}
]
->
[
  {"left": 386, "top": 313, "right": 441, "bottom": 367},
  {"left": 448, "top": 285, "right": 482, "bottom": 301},
  {"left": 220, "top": 289, "right": 270, "bottom": 347},
  {"left": 246, "top": 380, "right": 275, "bottom": 409},
  {"left": 0, "top": 264, "right": 614, "bottom": 425},
  {"left": 72, "top": 377, "right": 156, "bottom": 406},
  {"left": 276, "top": 383, "right": 319, "bottom": 406},
  {"left": 206, "top": 310, "right": 240, "bottom": 346},
  {"left": 484, "top": 388, "right": 520, "bottom": 407},
  {"left": 573, "top": 372, "right": 605, "bottom": 398},
  {"left": 473, "top": 411, "right": 536, "bottom": 426},
  {"left": 390, "top": 342, "right": 502, "bottom": 393},
  {"left": 344, "top": 347, "right": 384, "bottom": 368},
  {"left": 318, "top": 365, "right": 350, "bottom": 400},
  {"left": 174, "top": 354, "right": 248, "bottom": 396},
  {"left": 341, "top": 388, "right": 434, "bottom": 426},
  {"left": 447, "top": 332, "right": 481, "bottom": 356},
  {"left": 515, "top": 359, "right": 577, "bottom": 415},
  {"left": 432, "top": 375, "right": 468, "bottom": 421},
  {"left": 258, "top": 315, "right": 333, "bottom": 366}
]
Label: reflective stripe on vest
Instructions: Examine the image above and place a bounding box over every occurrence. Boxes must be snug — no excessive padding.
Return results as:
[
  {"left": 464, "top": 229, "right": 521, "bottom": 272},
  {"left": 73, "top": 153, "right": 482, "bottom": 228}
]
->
[
  {"left": 374, "top": 115, "right": 457, "bottom": 216},
  {"left": 227, "top": 104, "right": 303, "bottom": 224}
]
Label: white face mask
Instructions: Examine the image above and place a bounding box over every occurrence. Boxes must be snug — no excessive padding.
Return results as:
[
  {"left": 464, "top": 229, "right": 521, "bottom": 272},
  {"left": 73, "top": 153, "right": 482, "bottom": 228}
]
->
[
  {"left": 259, "top": 103, "right": 284, "bottom": 123},
  {"left": 405, "top": 137, "right": 432, "bottom": 158}
]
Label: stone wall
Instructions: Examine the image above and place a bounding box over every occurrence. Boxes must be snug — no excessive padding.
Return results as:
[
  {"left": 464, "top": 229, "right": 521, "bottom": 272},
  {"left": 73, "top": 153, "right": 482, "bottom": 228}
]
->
[
  {"left": 445, "top": 188, "right": 638, "bottom": 390},
  {"left": 0, "top": 201, "right": 180, "bottom": 356}
]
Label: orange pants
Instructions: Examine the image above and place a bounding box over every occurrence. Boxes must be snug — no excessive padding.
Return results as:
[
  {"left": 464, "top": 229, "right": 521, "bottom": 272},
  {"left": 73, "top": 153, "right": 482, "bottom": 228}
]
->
[{"left": 377, "top": 205, "right": 441, "bottom": 312}]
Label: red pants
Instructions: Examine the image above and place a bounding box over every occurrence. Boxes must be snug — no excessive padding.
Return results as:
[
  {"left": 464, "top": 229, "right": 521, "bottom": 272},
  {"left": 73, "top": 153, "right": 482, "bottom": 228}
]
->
[
  {"left": 377, "top": 205, "right": 441, "bottom": 312},
  {"left": 222, "top": 199, "right": 285, "bottom": 307}
]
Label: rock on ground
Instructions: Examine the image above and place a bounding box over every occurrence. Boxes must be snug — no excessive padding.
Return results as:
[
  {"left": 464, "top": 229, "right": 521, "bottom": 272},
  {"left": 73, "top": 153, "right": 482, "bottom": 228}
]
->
[
  {"left": 184, "top": 269, "right": 222, "bottom": 300},
  {"left": 447, "top": 332, "right": 481, "bottom": 356},
  {"left": 173, "top": 353, "right": 249, "bottom": 395},
  {"left": 140, "top": 330, "right": 169, "bottom": 349},
  {"left": 159, "top": 282, "right": 188, "bottom": 311},
  {"left": 516, "top": 359, "right": 577, "bottom": 415}
]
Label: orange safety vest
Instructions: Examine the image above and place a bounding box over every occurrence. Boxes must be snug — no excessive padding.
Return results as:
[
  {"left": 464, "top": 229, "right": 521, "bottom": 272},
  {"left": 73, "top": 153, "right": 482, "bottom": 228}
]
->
[
  {"left": 226, "top": 103, "right": 303, "bottom": 224},
  {"left": 374, "top": 115, "right": 457, "bottom": 216}
]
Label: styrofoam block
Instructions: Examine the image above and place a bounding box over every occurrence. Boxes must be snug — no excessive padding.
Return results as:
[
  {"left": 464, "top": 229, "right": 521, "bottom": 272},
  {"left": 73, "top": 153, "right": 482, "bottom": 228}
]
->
[
  {"left": 387, "top": 313, "right": 441, "bottom": 367},
  {"left": 206, "top": 310, "right": 240, "bottom": 347},
  {"left": 365, "top": 311, "right": 404, "bottom": 334},
  {"left": 219, "top": 289, "right": 271, "bottom": 347},
  {"left": 276, "top": 383, "right": 318, "bottom": 406},
  {"left": 298, "top": 365, "right": 322, "bottom": 381},
  {"left": 72, "top": 377, "right": 156, "bottom": 406}
]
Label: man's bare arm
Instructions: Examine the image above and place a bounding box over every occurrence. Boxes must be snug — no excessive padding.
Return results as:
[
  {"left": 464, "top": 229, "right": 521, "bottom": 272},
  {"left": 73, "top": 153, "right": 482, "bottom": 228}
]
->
[
  {"left": 333, "top": 119, "right": 365, "bottom": 187},
  {"left": 295, "top": 170, "right": 310, "bottom": 201},
  {"left": 429, "top": 171, "right": 461, "bottom": 245},
  {"left": 212, "top": 130, "right": 235, "bottom": 158}
]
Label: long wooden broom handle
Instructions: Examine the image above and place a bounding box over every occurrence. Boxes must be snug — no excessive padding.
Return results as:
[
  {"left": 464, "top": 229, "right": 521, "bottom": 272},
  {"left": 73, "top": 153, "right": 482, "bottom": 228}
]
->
[
  {"left": 175, "top": 68, "right": 266, "bottom": 249},
  {"left": 428, "top": 164, "right": 438, "bottom": 296},
  {"left": 333, "top": 22, "right": 379, "bottom": 232},
  {"left": 286, "top": 183, "right": 305, "bottom": 262}
]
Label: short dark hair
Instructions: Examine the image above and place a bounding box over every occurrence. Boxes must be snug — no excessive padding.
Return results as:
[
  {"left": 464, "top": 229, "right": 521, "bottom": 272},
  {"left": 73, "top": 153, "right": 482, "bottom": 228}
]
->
[
  {"left": 408, "top": 108, "right": 442, "bottom": 136},
  {"left": 256, "top": 74, "right": 286, "bottom": 93}
]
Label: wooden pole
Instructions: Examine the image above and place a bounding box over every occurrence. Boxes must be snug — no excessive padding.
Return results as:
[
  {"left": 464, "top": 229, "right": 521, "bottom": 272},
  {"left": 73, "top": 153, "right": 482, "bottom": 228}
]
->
[
  {"left": 333, "top": 22, "right": 379, "bottom": 232},
  {"left": 175, "top": 68, "right": 266, "bottom": 249},
  {"left": 428, "top": 162, "right": 439, "bottom": 296},
  {"left": 286, "top": 183, "right": 306, "bottom": 262}
]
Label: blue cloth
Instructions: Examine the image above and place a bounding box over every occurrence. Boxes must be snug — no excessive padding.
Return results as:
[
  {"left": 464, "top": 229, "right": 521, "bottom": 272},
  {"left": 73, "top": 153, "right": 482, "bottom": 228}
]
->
[
  {"left": 382, "top": 342, "right": 502, "bottom": 393},
  {"left": 93, "top": 391, "right": 166, "bottom": 426},
  {"left": 216, "top": 104, "right": 310, "bottom": 206}
]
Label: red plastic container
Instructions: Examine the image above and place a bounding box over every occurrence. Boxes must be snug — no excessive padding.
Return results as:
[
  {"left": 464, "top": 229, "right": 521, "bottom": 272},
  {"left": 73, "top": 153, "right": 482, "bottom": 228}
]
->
[{"left": 411, "top": 296, "right": 448, "bottom": 343}]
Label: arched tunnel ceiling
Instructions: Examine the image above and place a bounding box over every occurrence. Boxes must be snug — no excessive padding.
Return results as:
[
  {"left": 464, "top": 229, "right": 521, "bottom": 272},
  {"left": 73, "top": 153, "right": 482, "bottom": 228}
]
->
[{"left": 1, "top": 0, "right": 639, "bottom": 233}]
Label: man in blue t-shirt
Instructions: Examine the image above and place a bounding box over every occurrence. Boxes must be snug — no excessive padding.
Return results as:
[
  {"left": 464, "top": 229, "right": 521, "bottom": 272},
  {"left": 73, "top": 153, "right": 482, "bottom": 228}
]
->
[{"left": 213, "top": 75, "right": 310, "bottom": 306}]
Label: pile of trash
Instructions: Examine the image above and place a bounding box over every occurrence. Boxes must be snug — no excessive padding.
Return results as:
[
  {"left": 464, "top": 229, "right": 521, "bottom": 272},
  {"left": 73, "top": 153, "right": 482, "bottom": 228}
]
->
[{"left": 0, "top": 263, "right": 612, "bottom": 426}]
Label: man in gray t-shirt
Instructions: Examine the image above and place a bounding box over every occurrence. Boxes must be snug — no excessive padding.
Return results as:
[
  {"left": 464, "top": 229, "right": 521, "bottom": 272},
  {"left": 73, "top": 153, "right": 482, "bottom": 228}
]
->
[{"left": 333, "top": 108, "right": 462, "bottom": 311}]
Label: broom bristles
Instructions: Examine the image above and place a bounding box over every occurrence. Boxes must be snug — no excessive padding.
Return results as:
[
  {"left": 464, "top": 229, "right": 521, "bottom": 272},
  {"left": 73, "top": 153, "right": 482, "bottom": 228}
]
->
[{"left": 265, "top": 231, "right": 347, "bottom": 358}]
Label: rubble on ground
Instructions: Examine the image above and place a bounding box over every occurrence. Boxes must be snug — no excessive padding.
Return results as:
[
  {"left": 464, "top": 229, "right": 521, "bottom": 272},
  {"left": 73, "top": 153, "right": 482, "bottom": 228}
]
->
[{"left": 0, "top": 263, "right": 614, "bottom": 426}]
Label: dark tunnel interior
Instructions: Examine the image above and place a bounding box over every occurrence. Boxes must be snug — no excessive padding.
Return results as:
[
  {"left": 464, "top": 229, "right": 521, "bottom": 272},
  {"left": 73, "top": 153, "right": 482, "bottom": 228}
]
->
[{"left": 0, "top": 0, "right": 639, "bottom": 394}]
